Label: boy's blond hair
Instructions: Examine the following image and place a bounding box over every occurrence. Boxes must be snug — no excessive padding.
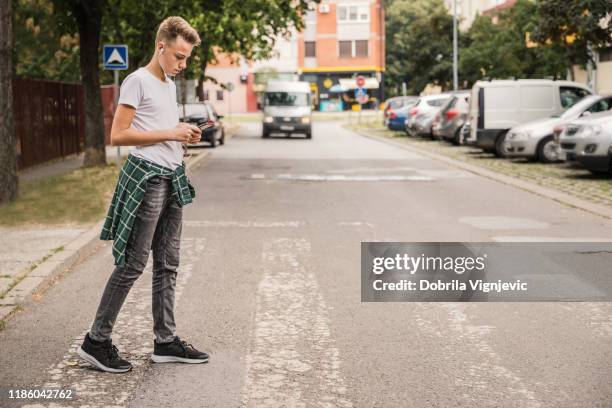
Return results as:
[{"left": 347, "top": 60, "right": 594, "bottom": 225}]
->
[{"left": 156, "top": 16, "right": 201, "bottom": 46}]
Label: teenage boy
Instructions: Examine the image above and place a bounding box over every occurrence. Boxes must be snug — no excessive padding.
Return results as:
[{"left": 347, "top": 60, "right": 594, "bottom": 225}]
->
[{"left": 77, "top": 16, "right": 209, "bottom": 373}]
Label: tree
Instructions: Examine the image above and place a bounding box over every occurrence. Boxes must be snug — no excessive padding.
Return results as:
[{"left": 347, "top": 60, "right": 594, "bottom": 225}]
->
[
  {"left": 385, "top": 0, "right": 454, "bottom": 95},
  {"left": 57, "top": 0, "right": 107, "bottom": 166},
  {"left": 0, "top": 0, "right": 18, "bottom": 202},
  {"left": 13, "top": 0, "right": 80, "bottom": 82},
  {"left": 101, "top": 0, "right": 315, "bottom": 99},
  {"left": 532, "top": 0, "right": 612, "bottom": 80},
  {"left": 459, "top": 0, "right": 567, "bottom": 87}
]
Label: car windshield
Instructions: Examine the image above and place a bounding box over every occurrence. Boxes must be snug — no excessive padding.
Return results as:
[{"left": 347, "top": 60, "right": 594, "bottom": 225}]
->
[
  {"left": 266, "top": 92, "right": 309, "bottom": 107},
  {"left": 558, "top": 96, "right": 598, "bottom": 119}
]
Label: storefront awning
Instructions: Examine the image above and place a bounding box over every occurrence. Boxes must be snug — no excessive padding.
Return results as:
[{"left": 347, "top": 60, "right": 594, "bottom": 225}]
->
[{"left": 339, "top": 77, "right": 380, "bottom": 90}]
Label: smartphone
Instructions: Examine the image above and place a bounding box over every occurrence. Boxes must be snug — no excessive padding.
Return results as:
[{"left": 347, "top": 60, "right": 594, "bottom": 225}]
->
[{"left": 198, "top": 120, "right": 215, "bottom": 131}]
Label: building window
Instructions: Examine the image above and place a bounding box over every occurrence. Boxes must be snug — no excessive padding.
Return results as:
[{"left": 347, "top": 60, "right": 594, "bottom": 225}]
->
[
  {"left": 203, "top": 90, "right": 209, "bottom": 101},
  {"left": 305, "top": 41, "right": 316, "bottom": 58},
  {"left": 600, "top": 47, "right": 612, "bottom": 62},
  {"left": 338, "top": 4, "right": 369, "bottom": 22},
  {"left": 216, "top": 90, "right": 224, "bottom": 101},
  {"left": 355, "top": 40, "right": 368, "bottom": 57},
  {"left": 339, "top": 40, "right": 352, "bottom": 58}
]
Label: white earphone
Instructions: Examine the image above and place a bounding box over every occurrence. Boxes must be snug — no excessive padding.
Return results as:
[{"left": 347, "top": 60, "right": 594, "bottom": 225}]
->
[{"left": 159, "top": 47, "right": 165, "bottom": 56}]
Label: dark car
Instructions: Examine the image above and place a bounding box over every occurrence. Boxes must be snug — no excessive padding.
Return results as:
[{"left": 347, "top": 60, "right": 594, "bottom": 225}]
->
[{"left": 181, "top": 102, "right": 225, "bottom": 148}]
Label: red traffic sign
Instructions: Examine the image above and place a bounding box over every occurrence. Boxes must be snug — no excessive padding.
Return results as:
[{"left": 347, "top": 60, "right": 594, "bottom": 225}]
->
[{"left": 356, "top": 75, "right": 365, "bottom": 87}]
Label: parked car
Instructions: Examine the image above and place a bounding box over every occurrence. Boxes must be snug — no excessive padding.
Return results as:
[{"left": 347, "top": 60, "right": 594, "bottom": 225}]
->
[
  {"left": 262, "top": 80, "right": 312, "bottom": 139},
  {"left": 505, "top": 94, "right": 612, "bottom": 163},
  {"left": 466, "top": 79, "right": 592, "bottom": 156},
  {"left": 383, "top": 96, "right": 418, "bottom": 126},
  {"left": 405, "top": 94, "right": 452, "bottom": 137},
  {"left": 387, "top": 100, "right": 418, "bottom": 131},
  {"left": 558, "top": 110, "right": 612, "bottom": 175},
  {"left": 433, "top": 91, "right": 471, "bottom": 144},
  {"left": 181, "top": 102, "right": 225, "bottom": 148}
]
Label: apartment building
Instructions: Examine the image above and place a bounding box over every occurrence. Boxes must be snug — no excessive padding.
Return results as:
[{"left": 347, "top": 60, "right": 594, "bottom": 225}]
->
[
  {"left": 443, "top": 0, "right": 516, "bottom": 31},
  {"left": 298, "top": 0, "right": 385, "bottom": 111}
]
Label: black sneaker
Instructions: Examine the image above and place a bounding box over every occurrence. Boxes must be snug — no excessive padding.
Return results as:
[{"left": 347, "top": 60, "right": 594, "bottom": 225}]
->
[
  {"left": 77, "top": 333, "right": 133, "bottom": 373},
  {"left": 151, "top": 336, "right": 209, "bottom": 364}
]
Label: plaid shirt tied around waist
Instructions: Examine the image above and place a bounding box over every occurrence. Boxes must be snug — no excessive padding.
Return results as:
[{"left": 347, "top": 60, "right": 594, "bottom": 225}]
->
[{"left": 100, "top": 154, "right": 195, "bottom": 266}]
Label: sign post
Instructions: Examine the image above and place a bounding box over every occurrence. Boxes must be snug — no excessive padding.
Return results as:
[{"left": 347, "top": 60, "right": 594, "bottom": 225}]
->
[
  {"left": 103, "top": 44, "right": 129, "bottom": 165},
  {"left": 226, "top": 82, "right": 234, "bottom": 122},
  {"left": 354, "top": 76, "right": 368, "bottom": 124}
]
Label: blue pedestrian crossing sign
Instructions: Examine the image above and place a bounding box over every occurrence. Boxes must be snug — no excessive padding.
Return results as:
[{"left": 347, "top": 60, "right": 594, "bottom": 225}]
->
[
  {"left": 103, "top": 44, "right": 129, "bottom": 70},
  {"left": 354, "top": 87, "right": 368, "bottom": 104}
]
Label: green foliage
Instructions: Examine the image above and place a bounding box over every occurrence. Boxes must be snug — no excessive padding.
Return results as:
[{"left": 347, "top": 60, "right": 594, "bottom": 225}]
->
[
  {"left": 15, "top": 0, "right": 317, "bottom": 84},
  {"left": 459, "top": 0, "right": 567, "bottom": 86},
  {"left": 385, "top": 0, "right": 453, "bottom": 95},
  {"left": 13, "top": 0, "right": 80, "bottom": 81},
  {"left": 532, "top": 0, "right": 611, "bottom": 76}
]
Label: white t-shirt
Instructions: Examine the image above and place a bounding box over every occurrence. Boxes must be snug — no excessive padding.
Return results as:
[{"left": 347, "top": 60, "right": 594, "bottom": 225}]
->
[{"left": 118, "top": 67, "right": 182, "bottom": 169}]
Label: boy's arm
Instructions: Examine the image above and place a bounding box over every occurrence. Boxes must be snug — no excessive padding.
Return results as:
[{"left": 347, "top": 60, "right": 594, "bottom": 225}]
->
[{"left": 110, "top": 104, "right": 201, "bottom": 146}]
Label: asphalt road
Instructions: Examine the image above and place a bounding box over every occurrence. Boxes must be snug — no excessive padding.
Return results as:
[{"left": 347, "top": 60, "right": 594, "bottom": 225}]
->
[{"left": 1, "top": 121, "right": 611, "bottom": 408}]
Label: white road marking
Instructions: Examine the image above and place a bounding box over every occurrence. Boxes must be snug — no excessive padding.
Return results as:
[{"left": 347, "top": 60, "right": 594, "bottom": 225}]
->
[
  {"left": 413, "top": 303, "right": 543, "bottom": 408},
  {"left": 184, "top": 220, "right": 305, "bottom": 228},
  {"left": 459, "top": 216, "right": 550, "bottom": 230},
  {"left": 22, "top": 238, "right": 205, "bottom": 408},
  {"left": 240, "top": 238, "right": 353, "bottom": 408},
  {"left": 248, "top": 173, "right": 433, "bottom": 182},
  {"left": 492, "top": 236, "right": 612, "bottom": 242}
]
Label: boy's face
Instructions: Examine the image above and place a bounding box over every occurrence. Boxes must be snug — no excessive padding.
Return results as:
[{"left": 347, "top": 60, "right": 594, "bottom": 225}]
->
[{"left": 158, "top": 36, "right": 194, "bottom": 76}]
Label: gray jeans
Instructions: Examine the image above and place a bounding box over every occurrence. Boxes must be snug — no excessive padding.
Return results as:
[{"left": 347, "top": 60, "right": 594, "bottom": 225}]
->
[{"left": 89, "top": 176, "right": 182, "bottom": 344}]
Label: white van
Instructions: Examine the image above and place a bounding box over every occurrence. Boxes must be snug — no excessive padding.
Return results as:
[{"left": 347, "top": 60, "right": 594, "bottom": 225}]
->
[
  {"left": 262, "top": 80, "right": 313, "bottom": 139},
  {"left": 467, "top": 79, "right": 591, "bottom": 156}
]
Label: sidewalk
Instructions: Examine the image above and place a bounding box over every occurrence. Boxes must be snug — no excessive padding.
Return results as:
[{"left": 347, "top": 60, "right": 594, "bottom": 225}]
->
[
  {"left": 1, "top": 124, "right": 240, "bottom": 326},
  {"left": 18, "top": 145, "right": 133, "bottom": 183}
]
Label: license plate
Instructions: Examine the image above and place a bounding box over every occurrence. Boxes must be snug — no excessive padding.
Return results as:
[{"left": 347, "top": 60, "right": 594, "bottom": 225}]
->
[{"left": 280, "top": 125, "right": 294, "bottom": 131}]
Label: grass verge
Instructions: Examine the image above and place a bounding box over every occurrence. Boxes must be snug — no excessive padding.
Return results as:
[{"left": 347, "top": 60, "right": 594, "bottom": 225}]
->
[{"left": 0, "top": 163, "right": 121, "bottom": 226}]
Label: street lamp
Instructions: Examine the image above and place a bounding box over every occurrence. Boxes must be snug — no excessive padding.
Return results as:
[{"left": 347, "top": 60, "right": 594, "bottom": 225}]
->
[{"left": 453, "top": 0, "right": 458, "bottom": 91}]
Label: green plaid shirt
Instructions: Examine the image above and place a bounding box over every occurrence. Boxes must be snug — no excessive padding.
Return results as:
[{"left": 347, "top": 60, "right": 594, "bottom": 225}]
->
[{"left": 101, "top": 154, "right": 195, "bottom": 266}]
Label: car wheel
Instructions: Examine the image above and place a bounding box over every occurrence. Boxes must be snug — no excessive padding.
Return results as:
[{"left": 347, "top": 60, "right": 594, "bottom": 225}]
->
[
  {"left": 306, "top": 132, "right": 312, "bottom": 139},
  {"left": 262, "top": 130, "right": 269, "bottom": 138},
  {"left": 209, "top": 134, "right": 217, "bottom": 148},
  {"left": 452, "top": 127, "right": 462, "bottom": 145},
  {"left": 494, "top": 131, "right": 508, "bottom": 158},
  {"left": 536, "top": 136, "right": 559, "bottom": 163},
  {"left": 219, "top": 129, "right": 225, "bottom": 145}
]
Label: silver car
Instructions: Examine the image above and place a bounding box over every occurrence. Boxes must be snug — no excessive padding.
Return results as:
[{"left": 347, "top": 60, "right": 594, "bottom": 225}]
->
[
  {"left": 558, "top": 110, "right": 612, "bottom": 174},
  {"left": 433, "top": 91, "right": 470, "bottom": 144},
  {"left": 406, "top": 94, "right": 451, "bottom": 137},
  {"left": 505, "top": 94, "right": 612, "bottom": 163}
]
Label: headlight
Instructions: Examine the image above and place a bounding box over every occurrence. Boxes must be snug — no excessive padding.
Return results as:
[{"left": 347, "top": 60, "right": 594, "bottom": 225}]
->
[
  {"left": 578, "top": 125, "right": 602, "bottom": 138},
  {"left": 301, "top": 116, "right": 311, "bottom": 124},
  {"left": 264, "top": 116, "right": 274, "bottom": 123}
]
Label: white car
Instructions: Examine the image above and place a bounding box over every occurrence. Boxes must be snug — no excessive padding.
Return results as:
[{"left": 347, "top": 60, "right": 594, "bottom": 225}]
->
[
  {"left": 405, "top": 94, "right": 452, "bottom": 137},
  {"left": 558, "top": 110, "right": 612, "bottom": 175},
  {"left": 505, "top": 94, "right": 612, "bottom": 163}
]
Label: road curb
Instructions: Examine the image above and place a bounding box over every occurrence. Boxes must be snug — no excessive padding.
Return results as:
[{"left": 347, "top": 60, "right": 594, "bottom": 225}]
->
[
  {"left": 351, "top": 126, "right": 612, "bottom": 221},
  {"left": 0, "top": 145, "right": 219, "bottom": 326}
]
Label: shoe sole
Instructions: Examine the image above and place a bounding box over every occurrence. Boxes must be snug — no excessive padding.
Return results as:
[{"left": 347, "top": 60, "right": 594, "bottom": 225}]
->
[
  {"left": 151, "top": 354, "right": 209, "bottom": 364},
  {"left": 77, "top": 347, "right": 132, "bottom": 373}
]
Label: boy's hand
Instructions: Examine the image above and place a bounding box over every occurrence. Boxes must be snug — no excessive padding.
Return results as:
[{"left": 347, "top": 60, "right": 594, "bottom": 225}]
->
[{"left": 173, "top": 122, "right": 201, "bottom": 143}]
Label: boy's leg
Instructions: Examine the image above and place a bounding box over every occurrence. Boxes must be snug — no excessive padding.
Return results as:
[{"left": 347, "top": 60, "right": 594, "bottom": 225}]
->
[
  {"left": 151, "top": 195, "right": 183, "bottom": 344},
  {"left": 89, "top": 176, "right": 170, "bottom": 342}
]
